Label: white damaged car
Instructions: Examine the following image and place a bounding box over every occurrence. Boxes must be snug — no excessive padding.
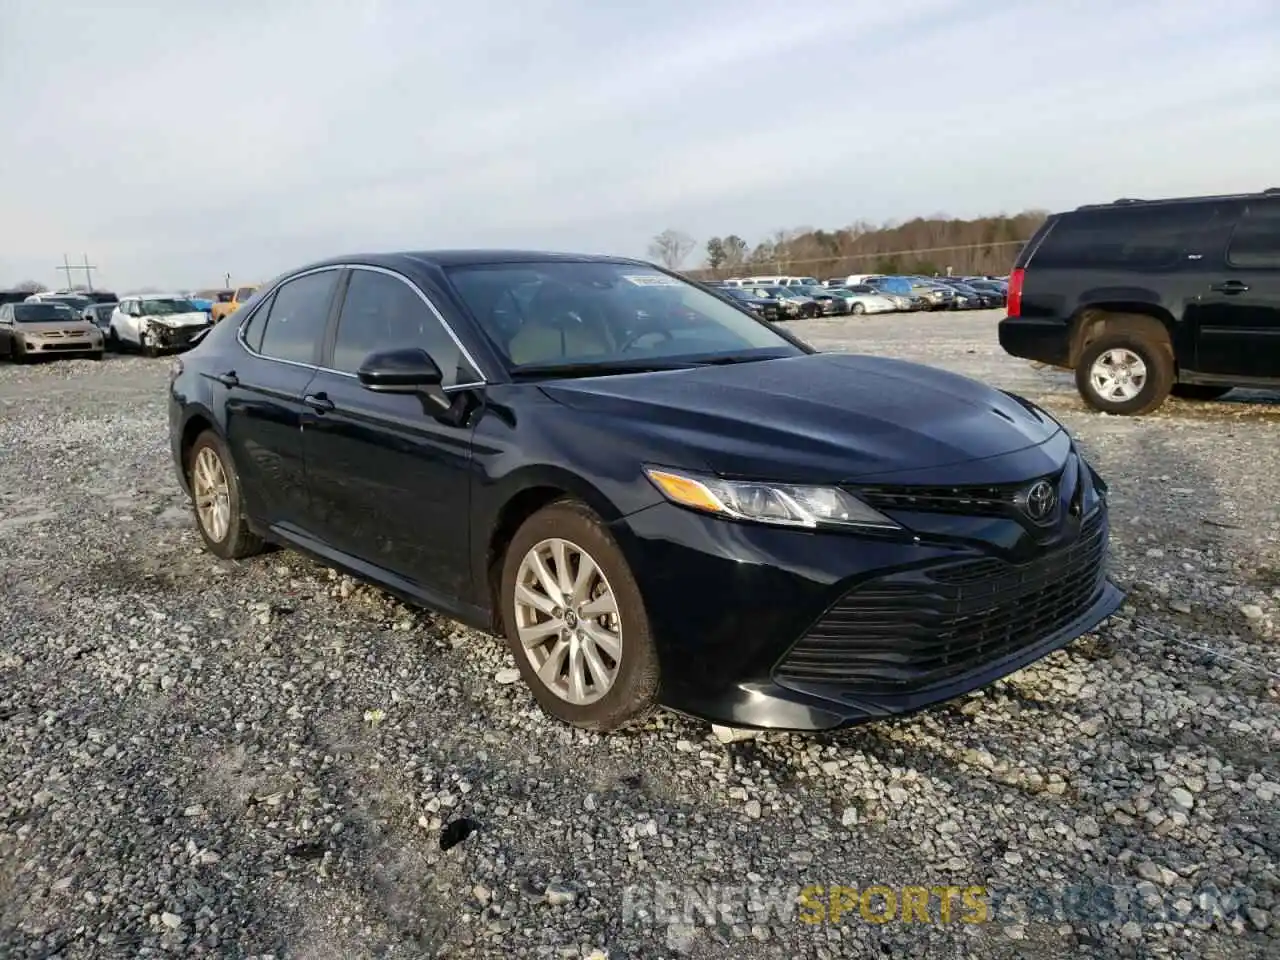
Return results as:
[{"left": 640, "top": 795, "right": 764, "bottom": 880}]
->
[{"left": 109, "top": 294, "right": 213, "bottom": 356}]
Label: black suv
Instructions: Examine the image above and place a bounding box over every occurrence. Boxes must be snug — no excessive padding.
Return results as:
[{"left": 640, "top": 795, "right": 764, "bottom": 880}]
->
[{"left": 998, "top": 189, "right": 1280, "bottom": 415}]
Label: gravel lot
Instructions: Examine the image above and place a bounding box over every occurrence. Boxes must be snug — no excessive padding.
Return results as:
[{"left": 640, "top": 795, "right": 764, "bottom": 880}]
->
[{"left": 1, "top": 309, "right": 1277, "bottom": 959}]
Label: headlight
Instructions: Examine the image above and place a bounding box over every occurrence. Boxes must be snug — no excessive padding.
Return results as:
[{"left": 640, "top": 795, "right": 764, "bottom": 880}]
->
[{"left": 644, "top": 467, "right": 900, "bottom": 530}]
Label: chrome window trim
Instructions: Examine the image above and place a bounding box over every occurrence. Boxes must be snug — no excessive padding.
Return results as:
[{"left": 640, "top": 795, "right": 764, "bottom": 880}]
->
[
  {"left": 234, "top": 264, "right": 338, "bottom": 372},
  {"left": 236, "top": 262, "right": 489, "bottom": 392}
]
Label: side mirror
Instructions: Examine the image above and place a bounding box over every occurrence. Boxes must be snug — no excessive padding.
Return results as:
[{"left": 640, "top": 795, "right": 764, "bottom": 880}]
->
[{"left": 356, "top": 347, "right": 450, "bottom": 410}]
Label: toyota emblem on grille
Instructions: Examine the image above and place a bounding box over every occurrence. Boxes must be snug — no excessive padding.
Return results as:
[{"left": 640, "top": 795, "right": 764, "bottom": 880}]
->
[{"left": 1023, "top": 480, "right": 1058, "bottom": 522}]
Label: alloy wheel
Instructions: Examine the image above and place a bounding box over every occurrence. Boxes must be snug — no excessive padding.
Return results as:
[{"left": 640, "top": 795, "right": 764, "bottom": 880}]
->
[
  {"left": 1089, "top": 347, "right": 1147, "bottom": 402},
  {"left": 512, "top": 537, "right": 622, "bottom": 705},
  {"left": 192, "top": 447, "right": 232, "bottom": 542}
]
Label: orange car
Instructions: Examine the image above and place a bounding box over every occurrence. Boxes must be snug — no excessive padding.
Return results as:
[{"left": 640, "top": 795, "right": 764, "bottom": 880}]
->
[{"left": 210, "top": 284, "right": 259, "bottom": 323}]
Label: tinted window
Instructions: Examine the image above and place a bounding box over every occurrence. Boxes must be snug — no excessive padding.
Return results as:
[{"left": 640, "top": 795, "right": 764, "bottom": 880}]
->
[
  {"left": 1227, "top": 202, "right": 1280, "bottom": 269},
  {"left": 331, "top": 269, "right": 478, "bottom": 385},
  {"left": 257, "top": 272, "right": 336, "bottom": 364},
  {"left": 1034, "top": 204, "right": 1216, "bottom": 270}
]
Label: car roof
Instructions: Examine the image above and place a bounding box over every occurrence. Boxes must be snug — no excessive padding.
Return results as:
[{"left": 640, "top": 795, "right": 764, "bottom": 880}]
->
[
  {"left": 1074, "top": 187, "right": 1280, "bottom": 212},
  {"left": 288, "top": 249, "right": 654, "bottom": 273}
]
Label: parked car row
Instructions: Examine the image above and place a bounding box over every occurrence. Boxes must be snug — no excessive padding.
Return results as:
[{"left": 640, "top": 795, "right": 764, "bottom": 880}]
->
[
  {"left": 703, "top": 273, "right": 1008, "bottom": 319},
  {"left": 0, "top": 282, "right": 263, "bottom": 363}
]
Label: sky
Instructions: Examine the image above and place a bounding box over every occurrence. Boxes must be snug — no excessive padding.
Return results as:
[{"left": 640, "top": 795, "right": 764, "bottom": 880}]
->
[{"left": 2, "top": 0, "right": 1278, "bottom": 291}]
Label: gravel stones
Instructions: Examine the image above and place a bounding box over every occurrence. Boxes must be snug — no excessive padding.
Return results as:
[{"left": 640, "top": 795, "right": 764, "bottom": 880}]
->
[{"left": 2, "top": 322, "right": 1279, "bottom": 958}]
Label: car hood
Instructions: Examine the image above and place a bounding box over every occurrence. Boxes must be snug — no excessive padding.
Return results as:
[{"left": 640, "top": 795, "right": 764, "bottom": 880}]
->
[
  {"left": 18, "top": 320, "right": 98, "bottom": 335},
  {"left": 538, "top": 353, "right": 1062, "bottom": 482}
]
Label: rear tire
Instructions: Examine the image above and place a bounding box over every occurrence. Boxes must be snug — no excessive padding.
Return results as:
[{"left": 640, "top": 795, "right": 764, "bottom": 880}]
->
[
  {"left": 499, "top": 500, "right": 659, "bottom": 732},
  {"left": 1075, "top": 329, "right": 1174, "bottom": 416},
  {"left": 850, "top": 302, "right": 866, "bottom": 315},
  {"left": 1171, "top": 384, "right": 1232, "bottom": 402},
  {"left": 187, "top": 430, "right": 266, "bottom": 560}
]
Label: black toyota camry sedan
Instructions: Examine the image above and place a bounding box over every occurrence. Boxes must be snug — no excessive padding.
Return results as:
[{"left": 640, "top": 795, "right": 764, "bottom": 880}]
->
[{"left": 168, "top": 251, "right": 1124, "bottom": 732}]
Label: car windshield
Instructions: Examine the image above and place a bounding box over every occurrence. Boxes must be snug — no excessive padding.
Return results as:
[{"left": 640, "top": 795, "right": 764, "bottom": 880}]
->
[
  {"left": 235, "top": 287, "right": 256, "bottom": 300},
  {"left": 45, "top": 296, "right": 92, "bottom": 310},
  {"left": 139, "top": 298, "right": 198, "bottom": 315},
  {"left": 724, "top": 288, "right": 753, "bottom": 300},
  {"left": 14, "top": 304, "right": 74, "bottom": 322},
  {"left": 445, "top": 261, "right": 802, "bottom": 374}
]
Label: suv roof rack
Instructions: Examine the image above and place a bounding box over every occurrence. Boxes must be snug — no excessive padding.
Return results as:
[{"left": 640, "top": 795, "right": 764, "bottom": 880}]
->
[{"left": 1076, "top": 188, "right": 1278, "bottom": 211}]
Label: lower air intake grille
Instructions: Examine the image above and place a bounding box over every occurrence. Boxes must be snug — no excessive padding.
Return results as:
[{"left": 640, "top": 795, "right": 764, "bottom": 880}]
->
[{"left": 775, "top": 511, "right": 1107, "bottom": 693}]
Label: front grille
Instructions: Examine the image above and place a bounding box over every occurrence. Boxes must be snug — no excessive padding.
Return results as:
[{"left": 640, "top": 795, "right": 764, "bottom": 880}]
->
[
  {"left": 856, "top": 454, "right": 1083, "bottom": 522},
  {"left": 859, "top": 482, "right": 1019, "bottom": 517},
  {"left": 774, "top": 510, "right": 1107, "bottom": 693}
]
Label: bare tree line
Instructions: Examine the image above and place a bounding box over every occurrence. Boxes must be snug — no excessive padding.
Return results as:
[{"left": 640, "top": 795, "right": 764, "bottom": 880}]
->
[{"left": 650, "top": 210, "right": 1050, "bottom": 279}]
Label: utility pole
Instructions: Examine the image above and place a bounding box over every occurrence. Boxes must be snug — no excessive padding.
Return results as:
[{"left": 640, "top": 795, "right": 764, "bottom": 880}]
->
[
  {"left": 56, "top": 253, "right": 97, "bottom": 291},
  {"left": 224, "top": 272, "right": 231, "bottom": 287},
  {"left": 81, "top": 254, "right": 96, "bottom": 291}
]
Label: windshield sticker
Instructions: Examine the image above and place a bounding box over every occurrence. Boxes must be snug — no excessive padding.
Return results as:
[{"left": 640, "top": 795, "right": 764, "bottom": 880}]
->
[{"left": 622, "top": 274, "right": 683, "bottom": 287}]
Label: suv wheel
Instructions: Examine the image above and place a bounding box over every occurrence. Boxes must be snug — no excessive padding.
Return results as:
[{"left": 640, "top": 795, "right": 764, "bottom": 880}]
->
[
  {"left": 500, "top": 500, "right": 659, "bottom": 732},
  {"left": 1171, "top": 384, "right": 1233, "bottom": 402},
  {"left": 187, "top": 430, "right": 266, "bottom": 559},
  {"left": 1075, "top": 331, "right": 1174, "bottom": 416}
]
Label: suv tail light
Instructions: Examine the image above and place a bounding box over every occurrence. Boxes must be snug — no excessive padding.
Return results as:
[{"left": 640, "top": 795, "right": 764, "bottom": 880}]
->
[{"left": 1007, "top": 268, "right": 1025, "bottom": 317}]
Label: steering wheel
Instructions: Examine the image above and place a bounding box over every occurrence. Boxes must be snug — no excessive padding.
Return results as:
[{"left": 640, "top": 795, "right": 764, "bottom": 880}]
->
[{"left": 619, "top": 328, "right": 676, "bottom": 353}]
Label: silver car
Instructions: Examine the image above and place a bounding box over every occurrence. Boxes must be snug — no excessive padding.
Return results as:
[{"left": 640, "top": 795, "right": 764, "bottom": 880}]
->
[{"left": 0, "top": 301, "right": 105, "bottom": 362}]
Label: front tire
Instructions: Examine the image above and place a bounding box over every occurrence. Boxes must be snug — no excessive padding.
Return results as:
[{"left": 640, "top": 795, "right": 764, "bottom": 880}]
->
[
  {"left": 187, "top": 430, "right": 265, "bottom": 560},
  {"left": 850, "top": 302, "right": 866, "bottom": 316},
  {"left": 500, "top": 500, "right": 658, "bottom": 732},
  {"left": 1075, "top": 331, "right": 1174, "bottom": 416}
]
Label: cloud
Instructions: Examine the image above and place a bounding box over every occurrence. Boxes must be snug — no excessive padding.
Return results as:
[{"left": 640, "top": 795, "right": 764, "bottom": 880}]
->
[{"left": 1, "top": 0, "right": 1277, "bottom": 289}]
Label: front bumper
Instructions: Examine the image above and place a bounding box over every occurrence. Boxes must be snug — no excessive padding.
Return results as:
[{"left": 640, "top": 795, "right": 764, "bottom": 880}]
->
[
  {"left": 148, "top": 322, "right": 211, "bottom": 350},
  {"left": 17, "top": 336, "right": 102, "bottom": 355},
  {"left": 612, "top": 491, "right": 1122, "bottom": 731}
]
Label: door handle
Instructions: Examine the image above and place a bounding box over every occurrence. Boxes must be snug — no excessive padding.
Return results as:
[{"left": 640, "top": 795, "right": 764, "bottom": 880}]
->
[
  {"left": 303, "top": 392, "right": 335, "bottom": 412},
  {"left": 214, "top": 371, "right": 239, "bottom": 387},
  {"left": 1210, "top": 280, "right": 1250, "bottom": 294}
]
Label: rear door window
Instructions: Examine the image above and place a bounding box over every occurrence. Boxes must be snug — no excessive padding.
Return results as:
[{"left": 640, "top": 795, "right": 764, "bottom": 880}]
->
[
  {"left": 1226, "top": 201, "right": 1280, "bottom": 270},
  {"left": 256, "top": 271, "right": 338, "bottom": 364}
]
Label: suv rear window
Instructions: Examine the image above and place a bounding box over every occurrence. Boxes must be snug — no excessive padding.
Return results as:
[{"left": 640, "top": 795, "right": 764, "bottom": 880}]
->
[
  {"left": 1031, "top": 204, "right": 1216, "bottom": 271},
  {"left": 1226, "top": 201, "right": 1280, "bottom": 269}
]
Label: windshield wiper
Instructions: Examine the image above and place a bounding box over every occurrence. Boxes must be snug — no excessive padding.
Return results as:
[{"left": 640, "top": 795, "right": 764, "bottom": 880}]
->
[
  {"left": 510, "top": 359, "right": 699, "bottom": 379},
  {"left": 684, "top": 352, "right": 790, "bottom": 366}
]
